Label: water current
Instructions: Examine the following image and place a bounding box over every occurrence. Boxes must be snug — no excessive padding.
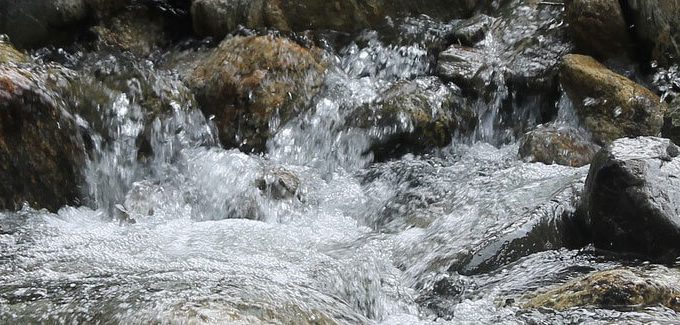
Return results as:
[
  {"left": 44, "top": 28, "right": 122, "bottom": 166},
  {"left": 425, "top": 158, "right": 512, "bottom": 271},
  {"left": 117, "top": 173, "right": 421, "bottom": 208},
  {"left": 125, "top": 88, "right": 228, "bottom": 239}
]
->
[{"left": 0, "top": 11, "right": 678, "bottom": 325}]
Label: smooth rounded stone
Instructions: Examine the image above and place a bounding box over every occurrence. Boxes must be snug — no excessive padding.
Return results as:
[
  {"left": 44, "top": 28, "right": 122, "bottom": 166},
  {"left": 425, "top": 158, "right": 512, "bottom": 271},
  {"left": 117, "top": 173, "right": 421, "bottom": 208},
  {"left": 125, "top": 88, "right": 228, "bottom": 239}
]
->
[
  {"left": 348, "top": 77, "right": 476, "bottom": 161},
  {"left": 0, "top": 65, "right": 86, "bottom": 212},
  {"left": 560, "top": 54, "right": 666, "bottom": 144},
  {"left": 519, "top": 124, "right": 600, "bottom": 167},
  {"left": 523, "top": 267, "right": 680, "bottom": 311},
  {"left": 626, "top": 0, "right": 680, "bottom": 66},
  {"left": 188, "top": 35, "right": 327, "bottom": 152},
  {"left": 582, "top": 137, "right": 680, "bottom": 261},
  {"left": 256, "top": 167, "right": 301, "bottom": 200},
  {"left": 0, "top": 0, "right": 89, "bottom": 48},
  {"left": 564, "top": 0, "right": 632, "bottom": 60}
]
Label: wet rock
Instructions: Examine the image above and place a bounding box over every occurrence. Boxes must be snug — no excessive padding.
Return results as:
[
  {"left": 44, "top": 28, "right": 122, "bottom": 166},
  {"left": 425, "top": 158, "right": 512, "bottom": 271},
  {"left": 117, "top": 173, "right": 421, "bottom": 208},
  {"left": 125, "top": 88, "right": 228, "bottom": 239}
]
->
[
  {"left": 519, "top": 124, "right": 600, "bottom": 167},
  {"left": 582, "top": 137, "right": 680, "bottom": 261},
  {"left": 0, "top": 0, "right": 90, "bottom": 48},
  {"left": 191, "top": 0, "right": 480, "bottom": 38},
  {"left": 564, "top": 0, "right": 632, "bottom": 60},
  {"left": 458, "top": 177, "right": 587, "bottom": 275},
  {"left": 91, "top": 6, "right": 170, "bottom": 56},
  {"left": 524, "top": 267, "right": 680, "bottom": 311},
  {"left": 662, "top": 97, "right": 680, "bottom": 144},
  {"left": 190, "top": 0, "right": 266, "bottom": 39},
  {"left": 189, "top": 35, "right": 327, "bottom": 152},
  {"left": 450, "top": 14, "right": 496, "bottom": 46},
  {"left": 437, "top": 46, "right": 486, "bottom": 90},
  {"left": 256, "top": 168, "right": 300, "bottom": 200},
  {"left": 560, "top": 54, "right": 666, "bottom": 144},
  {"left": 0, "top": 41, "right": 28, "bottom": 64},
  {"left": 348, "top": 77, "right": 476, "bottom": 161},
  {"left": 0, "top": 65, "right": 86, "bottom": 211},
  {"left": 626, "top": 0, "right": 680, "bottom": 66}
]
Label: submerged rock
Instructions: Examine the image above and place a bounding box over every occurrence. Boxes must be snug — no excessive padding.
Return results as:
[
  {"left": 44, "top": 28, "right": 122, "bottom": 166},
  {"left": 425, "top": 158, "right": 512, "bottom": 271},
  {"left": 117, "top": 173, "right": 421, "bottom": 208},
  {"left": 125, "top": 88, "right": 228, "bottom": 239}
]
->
[
  {"left": 348, "top": 77, "right": 475, "bottom": 161},
  {"left": 524, "top": 267, "right": 680, "bottom": 311},
  {"left": 189, "top": 35, "right": 327, "bottom": 152},
  {"left": 560, "top": 54, "right": 666, "bottom": 144},
  {"left": 626, "top": 0, "right": 680, "bottom": 66},
  {"left": 256, "top": 167, "right": 300, "bottom": 200},
  {"left": 564, "top": 0, "right": 632, "bottom": 60},
  {"left": 0, "top": 65, "right": 86, "bottom": 211},
  {"left": 582, "top": 137, "right": 680, "bottom": 261},
  {"left": 519, "top": 124, "right": 600, "bottom": 167},
  {"left": 91, "top": 6, "right": 170, "bottom": 56}
]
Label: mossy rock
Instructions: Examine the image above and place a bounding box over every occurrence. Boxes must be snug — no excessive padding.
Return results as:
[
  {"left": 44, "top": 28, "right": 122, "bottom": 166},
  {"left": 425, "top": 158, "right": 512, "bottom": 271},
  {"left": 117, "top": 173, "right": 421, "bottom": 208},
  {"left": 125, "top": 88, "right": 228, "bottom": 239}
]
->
[
  {"left": 560, "top": 54, "right": 666, "bottom": 144},
  {"left": 0, "top": 41, "right": 28, "bottom": 64},
  {"left": 189, "top": 35, "right": 327, "bottom": 152},
  {"left": 524, "top": 267, "right": 680, "bottom": 311}
]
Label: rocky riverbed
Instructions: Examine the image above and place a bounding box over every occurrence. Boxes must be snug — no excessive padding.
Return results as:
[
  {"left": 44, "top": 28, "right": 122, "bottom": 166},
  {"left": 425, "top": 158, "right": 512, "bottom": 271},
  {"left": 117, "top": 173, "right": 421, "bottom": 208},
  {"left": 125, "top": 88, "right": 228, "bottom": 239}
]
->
[{"left": 1, "top": 0, "right": 680, "bottom": 323}]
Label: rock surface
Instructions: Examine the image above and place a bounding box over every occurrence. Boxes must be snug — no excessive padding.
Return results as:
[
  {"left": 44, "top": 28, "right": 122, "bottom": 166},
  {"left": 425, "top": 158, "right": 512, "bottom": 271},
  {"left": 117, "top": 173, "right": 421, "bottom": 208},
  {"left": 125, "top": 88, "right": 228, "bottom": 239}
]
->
[
  {"left": 348, "top": 77, "right": 475, "bottom": 161},
  {"left": 519, "top": 124, "right": 600, "bottom": 167},
  {"left": 524, "top": 267, "right": 680, "bottom": 311},
  {"left": 564, "top": 0, "right": 632, "bottom": 60},
  {"left": 189, "top": 35, "right": 327, "bottom": 152},
  {"left": 190, "top": 0, "right": 480, "bottom": 38},
  {"left": 560, "top": 54, "right": 666, "bottom": 144},
  {"left": 626, "top": 0, "right": 680, "bottom": 66},
  {"left": 582, "top": 137, "right": 680, "bottom": 261},
  {"left": 0, "top": 64, "right": 86, "bottom": 211}
]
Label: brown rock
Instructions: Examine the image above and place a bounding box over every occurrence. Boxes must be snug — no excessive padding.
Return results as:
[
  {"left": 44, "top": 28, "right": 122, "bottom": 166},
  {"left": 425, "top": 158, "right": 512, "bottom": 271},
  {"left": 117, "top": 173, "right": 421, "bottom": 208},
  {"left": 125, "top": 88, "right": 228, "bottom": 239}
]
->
[
  {"left": 565, "top": 0, "right": 632, "bottom": 60},
  {"left": 519, "top": 124, "right": 600, "bottom": 167},
  {"left": 560, "top": 54, "right": 666, "bottom": 144},
  {"left": 0, "top": 65, "right": 86, "bottom": 211},
  {"left": 189, "top": 35, "right": 327, "bottom": 152}
]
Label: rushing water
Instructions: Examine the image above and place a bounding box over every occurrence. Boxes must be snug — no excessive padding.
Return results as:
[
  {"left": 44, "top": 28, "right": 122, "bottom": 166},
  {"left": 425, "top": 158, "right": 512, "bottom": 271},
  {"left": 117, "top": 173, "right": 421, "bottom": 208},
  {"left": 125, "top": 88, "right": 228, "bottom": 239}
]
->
[{"left": 1, "top": 12, "right": 679, "bottom": 325}]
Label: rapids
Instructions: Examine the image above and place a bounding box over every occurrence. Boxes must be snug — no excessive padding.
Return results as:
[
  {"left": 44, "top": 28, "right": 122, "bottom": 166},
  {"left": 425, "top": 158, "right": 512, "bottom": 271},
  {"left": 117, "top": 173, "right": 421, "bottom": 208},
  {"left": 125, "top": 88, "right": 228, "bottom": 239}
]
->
[{"left": 0, "top": 12, "right": 678, "bottom": 325}]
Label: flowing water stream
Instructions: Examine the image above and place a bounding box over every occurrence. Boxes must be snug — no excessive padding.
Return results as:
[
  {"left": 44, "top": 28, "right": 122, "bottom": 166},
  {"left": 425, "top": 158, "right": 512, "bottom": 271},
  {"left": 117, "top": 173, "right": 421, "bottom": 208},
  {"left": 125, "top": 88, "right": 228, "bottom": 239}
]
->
[{"left": 0, "top": 13, "right": 678, "bottom": 325}]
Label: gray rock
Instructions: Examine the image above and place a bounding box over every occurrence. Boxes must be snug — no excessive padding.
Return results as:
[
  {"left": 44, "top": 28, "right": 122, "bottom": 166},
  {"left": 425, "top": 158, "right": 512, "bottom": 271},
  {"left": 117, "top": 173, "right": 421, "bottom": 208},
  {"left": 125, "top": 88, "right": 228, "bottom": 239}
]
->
[
  {"left": 256, "top": 168, "right": 301, "bottom": 200},
  {"left": 437, "top": 46, "right": 486, "bottom": 90},
  {"left": 582, "top": 137, "right": 680, "bottom": 261},
  {"left": 519, "top": 124, "right": 600, "bottom": 167}
]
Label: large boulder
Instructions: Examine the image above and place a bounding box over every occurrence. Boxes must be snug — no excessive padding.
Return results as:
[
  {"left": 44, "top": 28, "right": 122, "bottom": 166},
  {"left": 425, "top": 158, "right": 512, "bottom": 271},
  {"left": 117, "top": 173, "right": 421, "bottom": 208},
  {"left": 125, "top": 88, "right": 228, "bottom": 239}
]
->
[
  {"left": 626, "top": 0, "right": 680, "bottom": 66},
  {"left": 348, "top": 77, "right": 475, "bottom": 161},
  {"left": 582, "top": 137, "right": 680, "bottom": 261},
  {"left": 564, "top": 0, "right": 632, "bottom": 60},
  {"left": 560, "top": 54, "right": 666, "bottom": 144},
  {"left": 0, "top": 0, "right": 89, "bottom": 48},
  {"left": 0, "top": 64, "right": 87, "bottom": 211},
  {"left": 188, "top": 35, "right": 327, "bottom": 152},
  {"left": 190, "top": 0, "right": 480, "bottom": 39},
  {"left": 524, "top": 267, "right": 680, "bottom": 311},
  {"left": 519, "top": 124, "right": 600, "bottom": 167}
]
